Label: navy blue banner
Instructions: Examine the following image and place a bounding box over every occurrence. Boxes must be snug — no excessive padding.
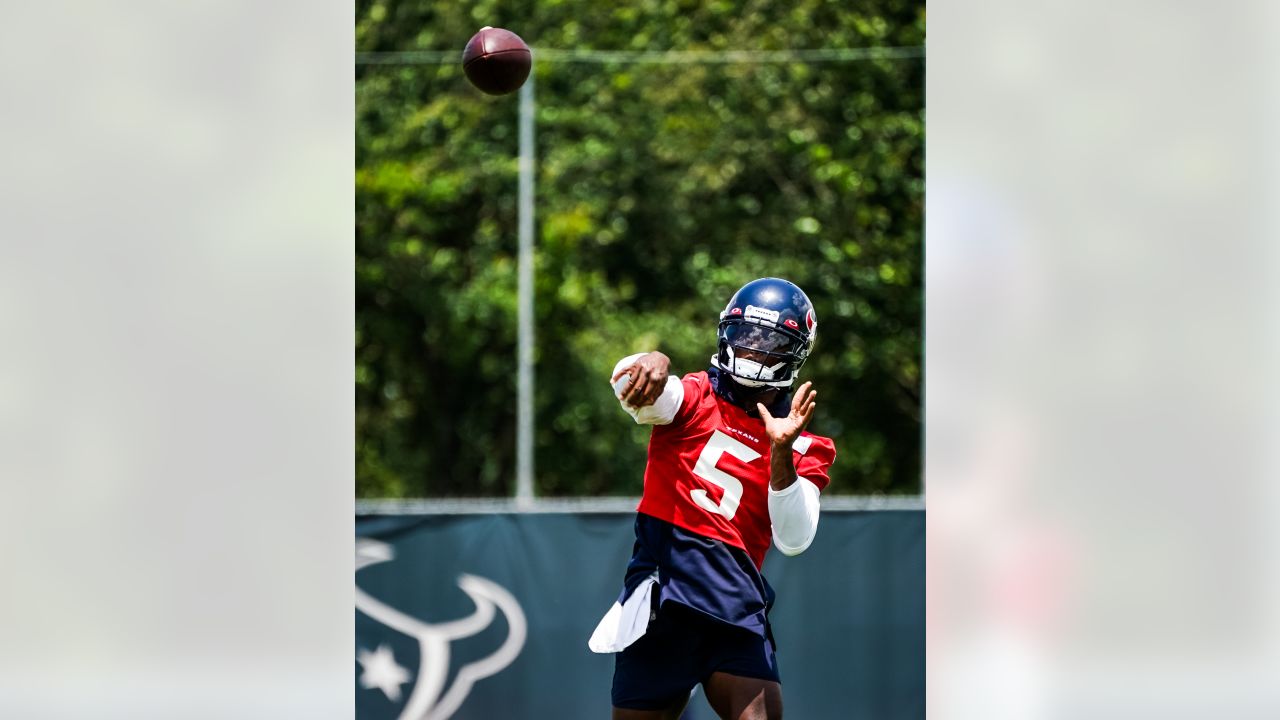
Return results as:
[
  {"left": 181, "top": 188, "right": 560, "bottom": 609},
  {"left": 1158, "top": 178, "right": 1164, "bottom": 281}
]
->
[{"left": 356, "top": 510, "right": 923, "bottom": 719}]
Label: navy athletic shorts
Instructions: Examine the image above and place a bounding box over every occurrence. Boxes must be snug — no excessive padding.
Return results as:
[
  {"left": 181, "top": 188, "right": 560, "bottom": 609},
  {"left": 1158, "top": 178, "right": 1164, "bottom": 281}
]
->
[{"left": 612, "top": 600, "right": 780, "bottom": 711}]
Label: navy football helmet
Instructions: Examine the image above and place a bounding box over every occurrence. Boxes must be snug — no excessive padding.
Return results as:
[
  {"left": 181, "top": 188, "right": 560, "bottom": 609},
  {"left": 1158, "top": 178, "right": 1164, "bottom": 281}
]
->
[{"left": 714, "top": 277, "right": 817, "bottom": 388}]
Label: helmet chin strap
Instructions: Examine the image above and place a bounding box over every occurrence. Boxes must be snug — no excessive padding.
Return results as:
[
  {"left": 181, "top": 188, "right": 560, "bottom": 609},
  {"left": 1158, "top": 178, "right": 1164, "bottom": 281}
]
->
[
  {"left": 707, "top": 360, "right": 793, "bottom": 419},
  {"left": 710, "top": 357, "right": 795, "bottom": 389}
]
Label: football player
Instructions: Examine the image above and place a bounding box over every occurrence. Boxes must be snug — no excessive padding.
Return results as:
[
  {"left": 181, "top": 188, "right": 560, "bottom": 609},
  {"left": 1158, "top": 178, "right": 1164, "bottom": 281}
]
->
[{"left": 589, "top": 278, "right": 837, "bottom": 720}]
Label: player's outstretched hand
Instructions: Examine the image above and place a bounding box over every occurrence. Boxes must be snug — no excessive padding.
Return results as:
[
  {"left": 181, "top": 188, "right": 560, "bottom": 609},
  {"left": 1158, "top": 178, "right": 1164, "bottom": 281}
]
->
[
  {"left": 757, "top": 381, "right": 816, "bottom": 447},
  {"left": 611, "top": 351, "right": 671, "bottom": 407}
]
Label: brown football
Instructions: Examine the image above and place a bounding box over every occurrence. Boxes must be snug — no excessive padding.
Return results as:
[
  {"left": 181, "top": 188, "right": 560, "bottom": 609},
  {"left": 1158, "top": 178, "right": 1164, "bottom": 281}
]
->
[{"left": 462, "top": 27, "right": 532, "bottom": 96}]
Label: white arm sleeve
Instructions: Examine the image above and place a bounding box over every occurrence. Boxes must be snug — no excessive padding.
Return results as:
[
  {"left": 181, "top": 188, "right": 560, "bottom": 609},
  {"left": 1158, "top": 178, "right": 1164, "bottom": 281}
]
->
[
  {"left": 769, "top": 477, "right": 822, "bottom": 555},
  {"left": 610, "top": 354, "right": 685, "bottom": 426}
]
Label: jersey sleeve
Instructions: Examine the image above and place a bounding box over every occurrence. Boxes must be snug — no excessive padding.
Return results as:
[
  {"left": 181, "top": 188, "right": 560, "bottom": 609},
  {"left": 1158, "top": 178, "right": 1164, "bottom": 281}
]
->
[
  {"left": 669, "top": 371, "right": 709, "bottom": 427},
  {"left": 792, "top": 433, "right": 837, "bottom": 491}
]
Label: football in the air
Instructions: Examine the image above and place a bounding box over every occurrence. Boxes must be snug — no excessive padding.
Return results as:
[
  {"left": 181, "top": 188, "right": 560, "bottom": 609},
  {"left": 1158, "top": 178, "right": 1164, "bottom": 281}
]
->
[{"left": 462, "top": 27, "right": 532, "bottom": 96}]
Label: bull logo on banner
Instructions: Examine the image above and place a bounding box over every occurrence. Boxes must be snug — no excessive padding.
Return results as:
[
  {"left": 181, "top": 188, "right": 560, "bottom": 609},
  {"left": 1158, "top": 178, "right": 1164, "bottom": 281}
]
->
[{"left": 356, "top": 538, "right": 527, "bottom": 719}]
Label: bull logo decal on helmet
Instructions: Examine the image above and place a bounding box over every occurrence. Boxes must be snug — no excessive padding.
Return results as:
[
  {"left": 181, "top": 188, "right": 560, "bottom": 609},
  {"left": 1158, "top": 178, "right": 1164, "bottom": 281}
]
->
[{"left": 356, "top": 538, "right": 527, "bottom": 719}]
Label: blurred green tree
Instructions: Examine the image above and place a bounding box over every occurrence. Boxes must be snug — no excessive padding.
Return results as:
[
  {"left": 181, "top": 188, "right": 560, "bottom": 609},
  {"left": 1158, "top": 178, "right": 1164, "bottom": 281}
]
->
[{"left": 356, "top": 0, "right": 924, "bottom": 497}]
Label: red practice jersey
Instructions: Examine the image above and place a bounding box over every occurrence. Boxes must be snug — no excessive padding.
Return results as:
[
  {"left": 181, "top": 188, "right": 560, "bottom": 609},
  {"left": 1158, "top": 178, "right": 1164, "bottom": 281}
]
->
[{"left": 636, "top": 371, "right": 837, "bottom": 569}]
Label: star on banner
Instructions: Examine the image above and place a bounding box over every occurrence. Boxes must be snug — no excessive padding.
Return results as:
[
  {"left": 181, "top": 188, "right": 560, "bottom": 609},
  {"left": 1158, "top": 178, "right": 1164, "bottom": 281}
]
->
[{"left": 357, "top": 643, "right": 411, "bottom": 702}]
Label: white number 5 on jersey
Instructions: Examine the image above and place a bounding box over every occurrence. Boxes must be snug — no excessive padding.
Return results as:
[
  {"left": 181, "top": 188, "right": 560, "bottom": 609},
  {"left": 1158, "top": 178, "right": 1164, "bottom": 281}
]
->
[{"left": 690, "top": 430, "right": 762, "bottom": 520}]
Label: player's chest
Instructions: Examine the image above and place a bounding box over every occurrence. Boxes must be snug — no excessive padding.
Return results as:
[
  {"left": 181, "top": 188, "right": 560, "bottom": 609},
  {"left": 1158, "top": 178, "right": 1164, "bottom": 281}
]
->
[
  {"left": 669, "top": 408, "right": 773, "bottom": 522},
  {"left": 677, "top": 405, "right": 774, "bottom": 481}
]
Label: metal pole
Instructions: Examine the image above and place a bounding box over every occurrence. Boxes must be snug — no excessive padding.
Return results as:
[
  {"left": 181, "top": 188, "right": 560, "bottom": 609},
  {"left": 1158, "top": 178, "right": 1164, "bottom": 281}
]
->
[{"left": 515, "top": 72, "right": 535, "bottom": 507}]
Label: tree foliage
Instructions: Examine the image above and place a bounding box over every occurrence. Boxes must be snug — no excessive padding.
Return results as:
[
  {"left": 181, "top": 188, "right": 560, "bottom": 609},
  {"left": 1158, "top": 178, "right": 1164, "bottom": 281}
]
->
[{"left": 356, "top": 0, "right": 924, "bottom": 497}]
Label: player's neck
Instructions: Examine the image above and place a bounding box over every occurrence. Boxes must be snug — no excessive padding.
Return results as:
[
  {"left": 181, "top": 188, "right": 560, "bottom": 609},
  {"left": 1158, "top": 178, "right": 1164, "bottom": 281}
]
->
[{"left": 707, "top": 365, "right": 790, "bottom": 418}]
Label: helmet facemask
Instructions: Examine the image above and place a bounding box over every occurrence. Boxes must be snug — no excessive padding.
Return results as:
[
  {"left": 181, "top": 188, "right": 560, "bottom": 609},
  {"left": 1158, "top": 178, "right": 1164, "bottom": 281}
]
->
[{"left": 716, "top": 319, "right": 810, "bottom": 388}]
